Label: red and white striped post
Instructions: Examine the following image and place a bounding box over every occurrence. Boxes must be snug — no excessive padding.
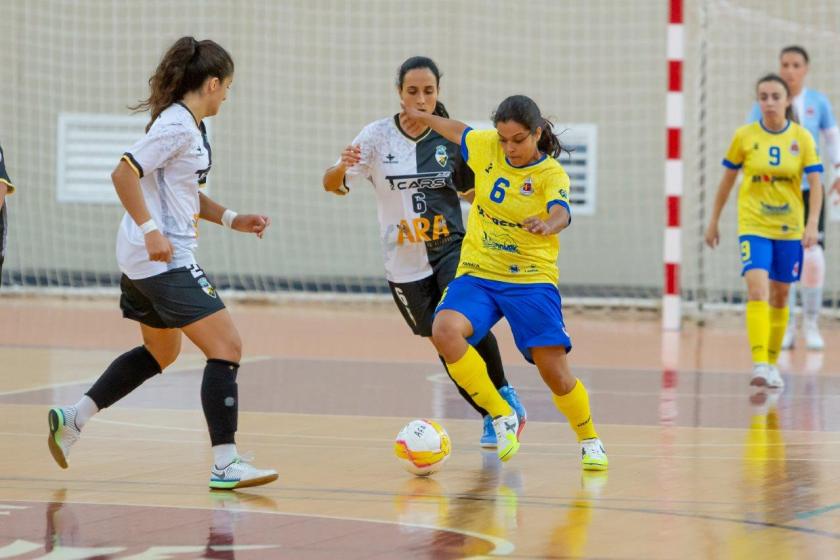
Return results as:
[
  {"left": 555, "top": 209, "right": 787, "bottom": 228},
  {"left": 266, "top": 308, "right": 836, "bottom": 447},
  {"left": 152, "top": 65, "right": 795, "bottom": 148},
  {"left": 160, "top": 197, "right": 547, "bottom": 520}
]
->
[{"left": 663, "top": 0, "right": 684, "bottom": 331}]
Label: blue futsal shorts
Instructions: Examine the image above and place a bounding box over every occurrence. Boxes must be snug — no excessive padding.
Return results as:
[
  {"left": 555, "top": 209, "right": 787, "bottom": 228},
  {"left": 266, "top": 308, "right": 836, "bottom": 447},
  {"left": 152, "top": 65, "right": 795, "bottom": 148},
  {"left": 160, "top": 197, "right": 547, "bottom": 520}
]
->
[
  {"left": 739, "top": 235, "right": 803, "bottom": 283},
  {"left": 435, "top": 274, "right": 571, "bottom": 363}
]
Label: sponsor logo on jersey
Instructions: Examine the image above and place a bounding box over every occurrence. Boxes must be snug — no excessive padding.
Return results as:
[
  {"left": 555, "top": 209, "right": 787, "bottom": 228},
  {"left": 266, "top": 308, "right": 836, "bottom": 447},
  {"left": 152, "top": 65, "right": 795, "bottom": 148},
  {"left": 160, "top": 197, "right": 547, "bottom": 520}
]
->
[
  {"left": 435, "top": 145, "right": 448, "bottom": 167},
  {"left": 520, "top": 177, "right": 533, "bottom": 195},
  {"left": 526, "top": 264, "right": 539, "bottom": 273},
  {"left": 386, "top": 171, "right": 451, "bottom": 191},
  {"left": 509, "top": 264, "right": 520, "bottom": 273},
  {"left": 476, "top": 205, "right": 522, "bottom": 229},
  {"left": 759, "top": 202, "right": 791, "bottom": 216},
  {"left": 460, "top": 261, "right": 480, "bottom": 270},
  {"left": 482, "top": 231, "right": 519, "bottom": 253},
  {"left": 485, "top": 163, "right": 493, "bottom": 174},
  {"left": 395, "top": 215, "right": 451, "bottom": 245},
  {"left": 790, "top": 140, "right": 800, "bottom": 155},
  {"left": 751, "top": 174, "right": 794, "bottom": 185},
  {"left": 559, "top": 188, "right": 568, "bottom": 200},
  {"left": 384, "top": 153, "right": 398, "bottom": 164}
]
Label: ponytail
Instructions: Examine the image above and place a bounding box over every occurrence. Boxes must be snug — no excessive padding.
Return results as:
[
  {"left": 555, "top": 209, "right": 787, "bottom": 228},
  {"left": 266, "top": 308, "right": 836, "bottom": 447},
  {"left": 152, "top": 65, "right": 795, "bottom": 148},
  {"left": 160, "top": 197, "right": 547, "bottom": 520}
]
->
[
  {"left": 492, "top": 95, "right": 570, "bottom": 159},
  {"left": 131, "top": 36, "right": 234, "bottom": 131},
  {"left": 433, "top": 101, "right": 449, "bottom": 118}
]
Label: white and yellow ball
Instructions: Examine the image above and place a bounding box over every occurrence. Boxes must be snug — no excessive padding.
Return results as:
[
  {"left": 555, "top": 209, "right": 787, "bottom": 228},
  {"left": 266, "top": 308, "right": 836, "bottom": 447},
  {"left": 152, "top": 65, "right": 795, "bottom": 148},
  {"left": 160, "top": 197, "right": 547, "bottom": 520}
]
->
[{"left": 394, "top": 419, "right": 451, "bottom": 476}]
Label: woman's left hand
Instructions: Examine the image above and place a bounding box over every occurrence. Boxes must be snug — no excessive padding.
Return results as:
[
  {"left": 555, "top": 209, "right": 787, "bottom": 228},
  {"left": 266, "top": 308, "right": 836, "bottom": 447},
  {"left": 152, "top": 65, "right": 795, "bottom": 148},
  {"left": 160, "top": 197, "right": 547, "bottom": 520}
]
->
[
  {"left": 233, "top": 214, "right": 271, "bottom": 239},
  {"left": 523, "top": 215, "right": 555, "bottom": 235},
  {"left": 802, "top": 223, "right": 819, "bottom": 248}
]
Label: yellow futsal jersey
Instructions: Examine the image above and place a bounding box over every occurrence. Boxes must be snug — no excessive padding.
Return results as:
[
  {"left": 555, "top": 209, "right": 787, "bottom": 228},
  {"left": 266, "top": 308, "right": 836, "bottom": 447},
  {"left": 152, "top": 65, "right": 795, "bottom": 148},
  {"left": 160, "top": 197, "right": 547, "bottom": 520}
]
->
[
  {"left": 723, "top": 120, "right": 822, "bottom": 240},
  {"left": 456, "top": 128, "right": 571, "bottom": 285}
]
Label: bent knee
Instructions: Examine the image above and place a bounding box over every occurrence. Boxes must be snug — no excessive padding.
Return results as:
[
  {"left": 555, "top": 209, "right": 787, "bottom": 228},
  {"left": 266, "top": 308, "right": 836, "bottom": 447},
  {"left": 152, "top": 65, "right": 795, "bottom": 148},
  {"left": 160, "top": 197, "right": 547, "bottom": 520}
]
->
[{"left": 146, "top": 345, "right": 180, "bottom": 371}]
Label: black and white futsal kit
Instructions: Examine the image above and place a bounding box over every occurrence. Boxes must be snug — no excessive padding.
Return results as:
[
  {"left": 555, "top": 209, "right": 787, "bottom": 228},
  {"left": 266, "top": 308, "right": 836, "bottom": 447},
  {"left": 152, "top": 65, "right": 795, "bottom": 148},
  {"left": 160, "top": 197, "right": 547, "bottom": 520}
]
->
[
  {"left": 118, "top": 102, "right": 224, "bottom": 328},
  {"left": 344, "top": 116, "right": 474, "bottom": 336}
]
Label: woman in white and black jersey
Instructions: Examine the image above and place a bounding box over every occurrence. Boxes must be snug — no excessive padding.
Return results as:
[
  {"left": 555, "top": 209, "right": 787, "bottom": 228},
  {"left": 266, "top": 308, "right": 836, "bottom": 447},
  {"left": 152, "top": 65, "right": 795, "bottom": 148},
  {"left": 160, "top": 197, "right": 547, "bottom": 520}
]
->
[
  {"left": 46, "top": 37, "right": 277, "bottom": 490},
  {"left": 322, "top": 56, "right": 527, "bottom": 447}
]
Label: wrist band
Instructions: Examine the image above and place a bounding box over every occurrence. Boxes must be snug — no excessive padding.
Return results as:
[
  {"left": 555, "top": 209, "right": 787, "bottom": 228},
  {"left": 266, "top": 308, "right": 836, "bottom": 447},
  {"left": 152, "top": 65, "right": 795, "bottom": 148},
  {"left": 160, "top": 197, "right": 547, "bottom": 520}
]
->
[
  {"left": 221, "top": 209, "right": 238, "bottom": 229},
  {"left": 139, "top": 219, "right": 158, "bottom": 235}
]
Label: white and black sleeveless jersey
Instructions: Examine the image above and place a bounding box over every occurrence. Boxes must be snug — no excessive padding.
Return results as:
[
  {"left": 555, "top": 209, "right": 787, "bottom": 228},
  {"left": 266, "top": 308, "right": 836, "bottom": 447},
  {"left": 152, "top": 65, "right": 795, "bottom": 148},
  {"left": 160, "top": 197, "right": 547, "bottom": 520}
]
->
[
  {"left": 345, "top": 116, "right": 473, "bottom": 283},
  {"left": 117, "top": 103, "right": 212, "bottom": 280}
]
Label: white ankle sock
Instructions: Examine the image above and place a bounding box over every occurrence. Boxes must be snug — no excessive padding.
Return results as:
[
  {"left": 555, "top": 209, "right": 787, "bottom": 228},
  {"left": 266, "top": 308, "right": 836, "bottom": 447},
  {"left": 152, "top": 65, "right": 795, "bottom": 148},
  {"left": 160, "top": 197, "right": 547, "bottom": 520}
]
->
[
  {"left": 213, "top": 444, "right": 238, "bottom": 468},
  {"left": 73, "top": 395, "right": 99, "bottom": 430}
]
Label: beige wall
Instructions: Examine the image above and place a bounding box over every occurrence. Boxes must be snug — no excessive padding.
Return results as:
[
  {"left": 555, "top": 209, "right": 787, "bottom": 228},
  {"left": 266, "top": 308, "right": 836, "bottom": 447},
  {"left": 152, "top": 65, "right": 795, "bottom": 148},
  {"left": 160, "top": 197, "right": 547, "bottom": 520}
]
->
[{"left": 3, "top": 1, "right": 667, "bottom": 295}]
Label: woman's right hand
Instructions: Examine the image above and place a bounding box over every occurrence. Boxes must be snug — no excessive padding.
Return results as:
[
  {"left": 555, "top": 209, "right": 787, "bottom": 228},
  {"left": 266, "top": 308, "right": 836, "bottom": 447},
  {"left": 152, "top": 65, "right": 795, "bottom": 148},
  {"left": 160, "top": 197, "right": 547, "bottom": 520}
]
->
[
  {"left": 339, "top": 145, "right": 362, "bottom": 169},
  {"left": 704, "top": 222, "right": 720, "bottom": 249},
  {"left": 145, "top": 230, "right": 173, "bottom": 262}
]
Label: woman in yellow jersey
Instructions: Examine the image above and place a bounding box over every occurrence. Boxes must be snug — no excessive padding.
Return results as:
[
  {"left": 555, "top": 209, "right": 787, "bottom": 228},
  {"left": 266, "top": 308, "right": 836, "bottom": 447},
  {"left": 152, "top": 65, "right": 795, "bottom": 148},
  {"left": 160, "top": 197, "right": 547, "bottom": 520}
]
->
[
  {"left": 706, "top": 74, "right": 823, "bottom": 389},
  {"left": 403, "top": 95, "right": 607, "bottom": 470}
]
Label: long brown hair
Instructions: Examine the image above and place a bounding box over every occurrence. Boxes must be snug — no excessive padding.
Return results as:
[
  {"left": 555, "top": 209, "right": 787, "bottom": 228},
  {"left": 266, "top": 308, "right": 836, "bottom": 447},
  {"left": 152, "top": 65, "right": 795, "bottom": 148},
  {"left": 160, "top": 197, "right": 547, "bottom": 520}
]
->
[{"left": 131, "top": 36, "right": 234, "bottom": 131}]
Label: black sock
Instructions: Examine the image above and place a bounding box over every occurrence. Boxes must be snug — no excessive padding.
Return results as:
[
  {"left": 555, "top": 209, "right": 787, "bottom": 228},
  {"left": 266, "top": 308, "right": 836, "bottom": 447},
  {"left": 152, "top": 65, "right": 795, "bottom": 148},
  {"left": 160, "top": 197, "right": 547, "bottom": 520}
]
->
[
  {"left": 85, "top": 346, "right": 161, "bottom": 409},
  {"left": 474, "top": 331, "right": 509, "bottom": 390},
  {"left": 201, "top": 359, "right": 239, "bottom": 446},
  {"left": 438, "top": 355, "right": 489, "bottom": 417}
]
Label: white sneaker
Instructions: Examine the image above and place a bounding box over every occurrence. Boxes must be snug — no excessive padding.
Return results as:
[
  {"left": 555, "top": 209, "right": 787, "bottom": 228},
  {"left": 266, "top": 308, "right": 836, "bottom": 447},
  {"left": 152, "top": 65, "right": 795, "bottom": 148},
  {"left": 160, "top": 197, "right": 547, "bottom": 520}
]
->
[
  {"left": 209, "top": 456, "right": 278, "bottom": 490},
  {"left": 492, "top": 412, "right": 521, "bottom": 462},
  {"left": 47, "top": 407, "right": 81, "bottom": 469},
  {"left": 581, "top": 438, "right": 608, "bottom": 471},
  {"left": 781, "top": 320, "right": 797, "bottom": 350},
  {"left": 805, "top": 320, "right": 824, "bottom": 351},
  {"left": 765, "top": 365, "right": 784, "bottom": 389},
  {"left": 750, "top": 364, "right": 770, "bottom": 388}
]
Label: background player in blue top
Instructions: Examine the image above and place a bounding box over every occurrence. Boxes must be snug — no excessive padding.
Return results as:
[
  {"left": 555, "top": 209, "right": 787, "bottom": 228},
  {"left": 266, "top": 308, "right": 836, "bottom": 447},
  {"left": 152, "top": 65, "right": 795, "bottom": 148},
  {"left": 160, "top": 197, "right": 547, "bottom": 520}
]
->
[{"left": 748, "top": 46, "right": 840, "bottom": 350}]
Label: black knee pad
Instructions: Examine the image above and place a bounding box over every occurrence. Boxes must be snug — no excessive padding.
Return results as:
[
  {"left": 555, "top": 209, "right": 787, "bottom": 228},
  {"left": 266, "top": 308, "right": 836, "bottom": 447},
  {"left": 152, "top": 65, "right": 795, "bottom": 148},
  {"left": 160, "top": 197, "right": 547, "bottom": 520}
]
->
[{"left": 201, "top": 359, "right": 239, "bottom": 446}]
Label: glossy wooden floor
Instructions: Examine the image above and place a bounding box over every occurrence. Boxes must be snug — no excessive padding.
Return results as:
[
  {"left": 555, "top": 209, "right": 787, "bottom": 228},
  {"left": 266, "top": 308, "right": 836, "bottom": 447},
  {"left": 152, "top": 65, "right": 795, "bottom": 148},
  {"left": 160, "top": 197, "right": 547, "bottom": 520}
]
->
[{"left": 2, "top": 297, "right": 840, "bottom": 559}]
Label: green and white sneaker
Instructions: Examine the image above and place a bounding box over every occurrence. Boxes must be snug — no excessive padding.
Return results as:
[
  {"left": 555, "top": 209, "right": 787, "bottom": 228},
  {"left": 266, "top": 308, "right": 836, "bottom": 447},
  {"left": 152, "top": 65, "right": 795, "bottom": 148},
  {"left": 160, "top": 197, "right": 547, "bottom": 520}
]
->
[
  {"left": 492, "top": 412, "right": 520, "bottom": 462},
  {"left": 209, "top": 456, "right": 278, "bottom": 490},
  {"left": 581, "top": 438, "right": 608, "bottom": 471},
  {"left": 47, "top": 407, "right": 80, "bottom": 469}
]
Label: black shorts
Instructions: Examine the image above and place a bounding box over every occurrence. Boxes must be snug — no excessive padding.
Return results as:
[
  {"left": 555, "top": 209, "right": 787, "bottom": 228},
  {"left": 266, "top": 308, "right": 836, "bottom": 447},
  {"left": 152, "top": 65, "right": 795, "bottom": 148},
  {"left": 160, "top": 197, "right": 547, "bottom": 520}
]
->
[
  {"left": 803, "top": 189, "right": 826, "bottom": 248},
  {"left": 120, "top": 264, "right": 226, "bottom": 329},
  {"left": 388, "top": 248, "right": 460, "bottom": 337}
]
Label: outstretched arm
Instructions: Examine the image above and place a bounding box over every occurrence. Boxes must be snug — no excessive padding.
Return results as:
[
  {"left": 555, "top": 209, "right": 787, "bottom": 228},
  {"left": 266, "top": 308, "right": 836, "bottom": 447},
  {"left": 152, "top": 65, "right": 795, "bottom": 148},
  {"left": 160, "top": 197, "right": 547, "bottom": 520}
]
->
[
  {"left": 199, "top": 192, "right": 270, "bottom": 238},
  {"left": 403, "top": 106, "right": 468, "bottom": 145}
]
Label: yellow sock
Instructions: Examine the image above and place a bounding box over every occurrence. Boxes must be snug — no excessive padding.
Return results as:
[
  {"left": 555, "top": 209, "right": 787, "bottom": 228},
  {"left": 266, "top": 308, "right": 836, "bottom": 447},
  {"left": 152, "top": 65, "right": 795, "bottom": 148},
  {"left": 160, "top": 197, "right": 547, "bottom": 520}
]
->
[
  {"left": 767, "top": 306, "right": 789, "bottom": 365},
  {"left": 745, "top": 301, "right": 770, "bottom": 364},
  {"left": 446, "top": 345, "right": 511, "bottom": 418},
  {"left": 552, "top": 379, "right": 598, "bottom": 441}
]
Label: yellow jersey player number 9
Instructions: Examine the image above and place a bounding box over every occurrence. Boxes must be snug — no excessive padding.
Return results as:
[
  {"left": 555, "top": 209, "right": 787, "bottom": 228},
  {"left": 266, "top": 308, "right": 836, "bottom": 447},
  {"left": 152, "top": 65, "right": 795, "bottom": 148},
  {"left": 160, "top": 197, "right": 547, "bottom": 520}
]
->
[
  {"left": 403, "top": 95, "right": 608, "bottom": 471},
  {"left": 705, "top": 73, "right": 823, "bottom": 390}
]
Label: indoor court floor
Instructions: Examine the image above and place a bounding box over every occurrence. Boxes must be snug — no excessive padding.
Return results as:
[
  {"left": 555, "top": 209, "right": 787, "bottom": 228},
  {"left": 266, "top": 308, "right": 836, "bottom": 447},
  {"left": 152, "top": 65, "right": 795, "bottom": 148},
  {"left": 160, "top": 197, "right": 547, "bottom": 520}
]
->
[{"left": 1, "top": 296, "right": 840, "bottom": 559}]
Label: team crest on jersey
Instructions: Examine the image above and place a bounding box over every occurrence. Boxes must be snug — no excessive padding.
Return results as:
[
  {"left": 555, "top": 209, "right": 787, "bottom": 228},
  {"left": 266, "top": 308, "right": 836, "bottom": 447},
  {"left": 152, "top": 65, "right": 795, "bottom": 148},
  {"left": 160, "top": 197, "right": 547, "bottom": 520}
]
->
[
  {"left": 435, "top": 145, "right": 448, "bottom": 167},
  {"left": 198, "top": 277, "right": 217, "bottom": 299},
  {"left": 520, "top": 177, "right": 534, "bottom": 195},
  {"left": 789, "top": 140, "right": 800, "bottom": 155}
]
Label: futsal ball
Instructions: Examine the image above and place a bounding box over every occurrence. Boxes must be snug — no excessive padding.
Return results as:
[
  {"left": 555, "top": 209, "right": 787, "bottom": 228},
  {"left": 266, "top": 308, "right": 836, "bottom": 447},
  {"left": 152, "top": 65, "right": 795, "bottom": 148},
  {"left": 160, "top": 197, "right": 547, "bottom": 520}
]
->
[{"left": 394, "top": 419, "right": 451, "bottom": 476}]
